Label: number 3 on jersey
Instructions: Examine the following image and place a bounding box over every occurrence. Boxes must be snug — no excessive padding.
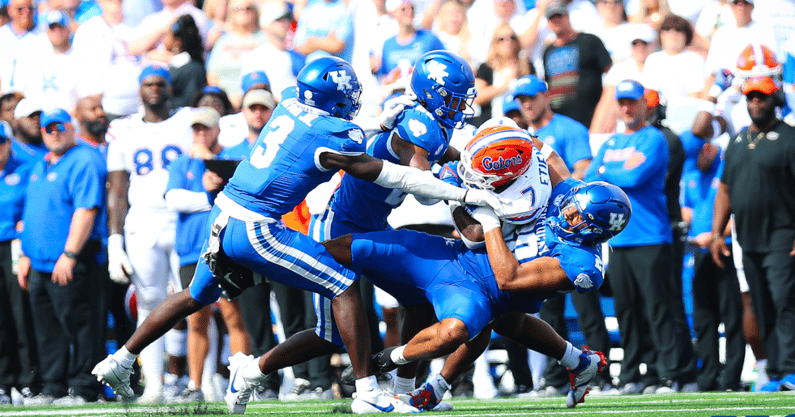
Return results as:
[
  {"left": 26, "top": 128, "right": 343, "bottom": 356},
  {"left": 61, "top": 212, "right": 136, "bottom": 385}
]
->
[{"left": 250, "top": 115, "right": 295, "bottom": 169}]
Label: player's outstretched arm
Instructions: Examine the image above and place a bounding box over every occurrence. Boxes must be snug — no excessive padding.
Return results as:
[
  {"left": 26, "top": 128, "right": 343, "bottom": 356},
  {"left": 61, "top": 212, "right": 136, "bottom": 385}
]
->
[
  {"left": 319, "top": 152, "right": 506, "bottom": 210},
  {"left": 476, "top": 208, "right": 573, "bottom": 294}
]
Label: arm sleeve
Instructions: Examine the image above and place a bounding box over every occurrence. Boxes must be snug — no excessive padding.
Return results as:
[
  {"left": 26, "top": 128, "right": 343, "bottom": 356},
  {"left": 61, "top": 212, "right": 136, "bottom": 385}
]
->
[{"left": 374, "top": 160, "right": 466, "bottom": 202}]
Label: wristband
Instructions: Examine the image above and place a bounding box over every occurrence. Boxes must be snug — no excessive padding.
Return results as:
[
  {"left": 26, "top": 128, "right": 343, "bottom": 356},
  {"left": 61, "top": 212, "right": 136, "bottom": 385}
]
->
[{"left": 63, "top": 250, "right": 78, "bottom": 259}]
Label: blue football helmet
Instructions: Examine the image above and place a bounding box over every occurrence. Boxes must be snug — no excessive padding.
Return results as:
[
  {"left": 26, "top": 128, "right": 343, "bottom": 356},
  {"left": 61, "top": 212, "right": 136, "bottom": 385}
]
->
[
  {"left": 296, "top": 56, "right": 362, "bottom": 120},
  {"left": 410, "top": 51, "right": 476, "bottom": 129},
  {"left": 547, "top": 181, "right": 632, "bottom": 245}
]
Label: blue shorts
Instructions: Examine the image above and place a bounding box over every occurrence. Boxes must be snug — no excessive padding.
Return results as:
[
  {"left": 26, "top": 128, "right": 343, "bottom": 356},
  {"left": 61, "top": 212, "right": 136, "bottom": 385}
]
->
[{"left": 189, "top": 206, "right": 358, "bottom": 305}]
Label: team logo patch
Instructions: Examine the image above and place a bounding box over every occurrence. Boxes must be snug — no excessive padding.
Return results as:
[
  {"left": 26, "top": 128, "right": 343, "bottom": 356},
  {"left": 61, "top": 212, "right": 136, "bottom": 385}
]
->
[
  {"left": 482, "top": 155, "right": 522, "bottom": 171},
  {"left": 426, "top": 61, "right": 449, "bottom": 86},
  {"left": 609, "top": 212, "right": 626, "bottom": 231},
  {"left": 303, "top": 90, "right": 315, "bottom": 106},
  {"left": 47, "top": 172, "right": 58, "bottom": 181},
  {"left": 4, "top": 173, "right": 20, "bottom": 186},
  {"left": 348, "top": 129, "right": 364, "bottom": 144},
  {"left": 329, "top": 70, "right": 352, "bottom": 91},
  {"left": 409, "top": 119, "right": 427, "bottom": 137},
  {"left": 574, "top": 273, "right": 593, "bottom": 289}
]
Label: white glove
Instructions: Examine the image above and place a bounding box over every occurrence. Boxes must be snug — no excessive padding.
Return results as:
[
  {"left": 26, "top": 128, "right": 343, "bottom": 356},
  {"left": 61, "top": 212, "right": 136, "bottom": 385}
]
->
[
  {"left": 377, "top": 94, "right": 415, "bottom": 130},
  {"left": 463, "top": 188, "right": 509, "bottom": 213},
  {"left": 107, "top": 234, "right": 134, "bottom": 284},
  {"left": 470, "top": 206, "right": 501, "bottom": 233}
]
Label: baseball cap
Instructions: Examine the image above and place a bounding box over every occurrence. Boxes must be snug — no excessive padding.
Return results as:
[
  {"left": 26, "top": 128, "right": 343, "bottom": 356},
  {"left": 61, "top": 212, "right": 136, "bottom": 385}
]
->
[
  {"left": 46, "top": 10, "right": 69, "bottom": 28},
  {"left": 243, "top": 89, "right": 276, "bottom": 109},
  {"left": 615, "top": 80, "right": 645, "bottom": 100},
  {"left": 733, "top": 0, "right": 753, "bottom": 4},
  {"left": 545, "top": 1, "right": 568, "bottom": 19},
  {"left": 139, "top": 63, "right": 172, "bottom": 85},
  {"left": 502, "top": 95, "right": 521, "bottom": 114},
  {"left": 513, "top": 75, "right": 548, "bottom": 98},
  {"left": 629, "top": 24, "right": 656, "bottom": 44},
  {"left": 14, "top": 98, "right": 42, "bottom": 119},
  {"left": 241, "top": 71, "right": 271, "bottom": 94},
  {"left": 40, "top": 108, "right": 72, "bottom": 127},
  {"left": 0, "top": 121, "right": 12, "bottom": 144},
  {"left": 259, "top": 1, "right": 291, "bottom": 26},
  {"left": 191, "top": 107, "right": 221, "bottom": 128},
  {"left": 742, "top": 76, "right": 779, "bottom": 96},
  {"left": 386, "top": 0, "right": 413, "bottom": 12}
]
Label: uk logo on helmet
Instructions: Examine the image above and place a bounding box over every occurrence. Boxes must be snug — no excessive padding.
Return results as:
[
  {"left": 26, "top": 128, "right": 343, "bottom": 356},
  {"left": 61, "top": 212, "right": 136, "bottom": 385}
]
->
[
  {"left": 329, "top": 70, "right": 352, "bottom": 91},
  {"left": 426, "top": 61, "right": 449, "bottom": 86},
  {"left": 609, "top": 212, "right": 626, "bottom": 231}
]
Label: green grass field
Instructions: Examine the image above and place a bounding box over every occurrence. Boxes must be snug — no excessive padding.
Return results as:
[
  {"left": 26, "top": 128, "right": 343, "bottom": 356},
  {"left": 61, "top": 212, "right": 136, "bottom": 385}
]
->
[{"left": 2, "top": 392, "right": 794, "bottom": 417}]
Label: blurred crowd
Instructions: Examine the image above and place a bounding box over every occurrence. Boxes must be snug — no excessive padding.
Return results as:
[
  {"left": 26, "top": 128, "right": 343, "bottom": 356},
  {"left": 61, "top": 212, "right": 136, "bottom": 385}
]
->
[{"left": 1, "top": 0, "right": 794, "bottom": 407}]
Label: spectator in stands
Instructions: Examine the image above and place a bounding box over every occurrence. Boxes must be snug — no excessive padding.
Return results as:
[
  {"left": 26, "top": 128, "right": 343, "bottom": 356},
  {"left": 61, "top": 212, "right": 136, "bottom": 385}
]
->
[
  {"left": 164, "top": 107, "right": 252, "bottom": 402},
  {"left": 591, "top": 23, "right": 656, "bottom": 133},
  {"left": 472, "top": 23, "right": 531, "bottom": 127},
  {"left": 74, "top": 96, "right": 109, "bottom": 151},
  {"left": 591, "top": 0, "right": 633, "bottom": 63},
  {"left": 17, "top": 108, "right": 107, "bottom": 405},
  {"left": 240, "top": 1, "right": 296, "bottom": 102},
  {"left": 293, "top": 0, "right": 355, "bottom": 64},
  {"left": 165, "top": 15, "right": 207, "bottom": 109},
  {"left": 0, "top": 93, "right": 22, "bottom": 126},
  {"left": 34, "top": 10, "right": 80, "bottom": 112},
  {"left": 681, "top": 140, "right": 744, "bottom": 392},
  {"left": 130, "top": 0, "right": 209, "bottom": 56},
  {"left": 12, "top": 99, "right": 47, "bottom": 161},
  {"left": 642, "top": 14, "right": 704, "bottom": 103},
  {"left": 585, "top": 80, "right": 698, "bottom": 395},
  {"left": 432, "top": 0, "right": 474, "bottom": 67},
  {"left": 628, "top": 0, "right": 669, "bottom": 31},
  {"left": 191, "top": 86, "right": 236, "bottom": 119},
  {"left": 207, "top": 0, "right": 266, "bottom": 109},
  {"left": 711, "top": 75, "right": 795, "bottom": 392},
  {"left": 542, "top": 1, "right": 612, "bottom": 129},
  {"left": 702, "top": 0, "right": 776, "bottom": 99},
  {"left": 467, "top": 0, "right": 527, "bottom": 66},
  {"left": 0, "top": 121, "right": 39, "bottom": 405},
  {"left": 71, "top": 0, "right": 144, "bottom": 120},
  {"left": 376, "top": 0, "right": 445, "bottom": 79},
  {"left": 217, "top": 73, "right": 269, "bottom": 148},
  {"left": 0, "top": 0, "right": 46, "bottom": 96},
  {"left": 105, "top": 64, "right": 194, "bottom": 404}
]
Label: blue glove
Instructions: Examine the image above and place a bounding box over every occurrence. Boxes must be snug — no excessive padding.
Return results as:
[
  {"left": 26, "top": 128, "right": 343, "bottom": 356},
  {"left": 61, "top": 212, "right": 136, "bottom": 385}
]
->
[
  {"left": 438, "top": 161, "right": 463, "bottom": 187},
  {"left": 713, "top": 69, "right": 734, "bottom": 92}
]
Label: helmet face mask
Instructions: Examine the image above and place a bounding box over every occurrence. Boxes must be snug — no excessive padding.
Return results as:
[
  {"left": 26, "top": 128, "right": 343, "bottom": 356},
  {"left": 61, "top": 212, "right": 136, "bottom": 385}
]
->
[
  {"left": 410, "top": 51, "right": 477, "bottom": 129},
  {"left": 296, "top": 57, "right": 363, "bottom": 120},
  {"left": 547, "top": 182, "right": 632, "bottom": 245}
]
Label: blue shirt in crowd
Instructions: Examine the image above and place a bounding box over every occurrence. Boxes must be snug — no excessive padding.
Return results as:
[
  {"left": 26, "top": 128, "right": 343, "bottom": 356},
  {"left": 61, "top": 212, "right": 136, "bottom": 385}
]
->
[
  {"left": 534, "top": 113, "right": 592, "bottom": 172},
  {"left": 0, "top": 152, "right": 34, "bottom": 242}
]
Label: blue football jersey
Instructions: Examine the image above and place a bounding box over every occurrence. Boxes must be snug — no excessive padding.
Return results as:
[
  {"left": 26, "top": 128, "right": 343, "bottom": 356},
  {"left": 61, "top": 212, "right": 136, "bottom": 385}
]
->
[
  {"left": 328, "top": 103, "right": 452, "bottom": 231},
  {"left": 223, "top": 95, "right": 367, "bottom": 218}
]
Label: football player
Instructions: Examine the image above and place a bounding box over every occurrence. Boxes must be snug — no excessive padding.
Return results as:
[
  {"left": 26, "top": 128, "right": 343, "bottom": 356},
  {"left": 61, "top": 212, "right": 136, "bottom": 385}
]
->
[
  {"left": 329, "top": 125, "right": 631, "bottom": 410},
  {"left": 92, "top": 56, "right": 503, "bottom": 414}
]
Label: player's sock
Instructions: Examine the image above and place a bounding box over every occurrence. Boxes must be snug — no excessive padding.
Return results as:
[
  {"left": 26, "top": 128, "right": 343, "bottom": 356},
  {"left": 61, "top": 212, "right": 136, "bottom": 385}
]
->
[
  {"left": 355, "top": 376, "right": 380, "bottom": 401},
  {"left": 390, "top": 346, "right": 410, "bottom": 365},
  {"left": 393, "top": 376, "right": 416, "bottom": 395},
  {"left": 559, "top": 342, "right": 583, "bottom": 370},
  {"left": 430, "top": 374, "right": 450, "bottom": 399},
  {"left": 241, "top": 357, "right": 266, "bottom": 382},
  {"left": 113, "top": 346, "right": 138, "bottom": 369}
]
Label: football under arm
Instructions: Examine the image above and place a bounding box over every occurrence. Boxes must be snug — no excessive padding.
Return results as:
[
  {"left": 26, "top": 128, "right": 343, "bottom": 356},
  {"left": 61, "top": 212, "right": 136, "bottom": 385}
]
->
[{"left": 483, "top": 228, "right": 574, "bottom": 294}]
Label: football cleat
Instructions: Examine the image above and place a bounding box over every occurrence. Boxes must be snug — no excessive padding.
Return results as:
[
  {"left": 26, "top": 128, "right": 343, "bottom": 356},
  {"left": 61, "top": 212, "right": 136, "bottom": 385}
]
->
[
  {"left": 341, "top": 346, "right": 400, "bottom": 386},
  {"left": 351, "top": 392, "right": 420, "bottom": 414},
  {"left": 395, "top": 382, "right": 442, "bottom": 411},
  {"left": 225, "top": 352, "right": 259, "bottom": 414},
  {"left": 92, "top": 354, "right": 136, "bottom": 401},
  {"left": 566, "top": 347, "right": 607, "bottom": 408}
]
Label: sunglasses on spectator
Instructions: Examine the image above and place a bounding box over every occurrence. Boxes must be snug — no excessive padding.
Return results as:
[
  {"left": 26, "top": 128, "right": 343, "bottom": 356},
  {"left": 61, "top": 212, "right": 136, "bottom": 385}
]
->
[
  {"left": 661, "top": 26, "right": 685, "bottom": 32},
  {"left": 42, "top": 123, "right": 68, "bottom": 134},
  {"left": 15, "top": 5, "right": 35, "bottom": 12},
  {"left": 599, "top": 0, "right": 622, "bottom": 5},
  {"left": 233, "top": 3, "right": 257, "bottom": 11},
  {"left": 498, "top": 35, "right": 518, "bottom": 42},
  {"left": 631, "top": 39, "right": 648, "bottom": 46},
  {"left": 732, "top": 0, "right": 752, "bottom": 6}
]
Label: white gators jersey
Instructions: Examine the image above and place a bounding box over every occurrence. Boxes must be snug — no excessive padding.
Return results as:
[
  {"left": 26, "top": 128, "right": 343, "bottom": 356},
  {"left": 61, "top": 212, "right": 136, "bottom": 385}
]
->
[
  {"left": 106, "top": 108, "right": 194, "bottom": 217},
  {"left": 493, "top": 144, "right": 552, "bottom": 225}
]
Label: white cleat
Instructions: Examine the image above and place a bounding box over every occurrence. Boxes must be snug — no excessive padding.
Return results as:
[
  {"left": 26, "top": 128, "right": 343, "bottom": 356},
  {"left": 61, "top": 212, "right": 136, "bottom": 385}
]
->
[
  {"left": 566, "top": 347, "right": 607, "bottom": 408},
  {"left": 225, "top": 352, "right": 258, "bottom": 414},
  {"left": 351, "top": 393, "right": 420, "bottom": 414},
  {"left": 92, "top": 355, "right": 135, "bottom": 401}
]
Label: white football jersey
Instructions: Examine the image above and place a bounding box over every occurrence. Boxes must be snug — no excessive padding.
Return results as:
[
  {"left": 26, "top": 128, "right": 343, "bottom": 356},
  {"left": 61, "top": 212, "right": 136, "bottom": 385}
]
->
[
  {"left": 492, "top": 144, "right": 553, "bottom": 225},
  {"left": 106, "top": 108, "right": 194, "bottom": 223}
]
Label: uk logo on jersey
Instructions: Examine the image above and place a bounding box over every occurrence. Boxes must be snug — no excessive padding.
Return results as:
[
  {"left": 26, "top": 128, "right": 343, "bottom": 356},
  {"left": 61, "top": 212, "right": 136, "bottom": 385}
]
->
[
  {"left": 574, "top": 273, "right": 593, "bottom": 290},
  {"left": 426, "top": 61, "right": 449, "bottom": 86},
  {"left": 609, "top": 212, "right": 626, "bottom": 232},
  {"left": 329, "top": 70, "right": 352, "bottom": 91},
  {"left": 408, "top": 119, "right": 427, "bottom": 137}
]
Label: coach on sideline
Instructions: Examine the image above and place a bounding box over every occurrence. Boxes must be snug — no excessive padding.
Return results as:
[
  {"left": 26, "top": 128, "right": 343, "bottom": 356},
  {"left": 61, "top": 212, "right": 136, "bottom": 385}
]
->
[{"left": 16, "top": 108, "right": 108, "bottom": 405}]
